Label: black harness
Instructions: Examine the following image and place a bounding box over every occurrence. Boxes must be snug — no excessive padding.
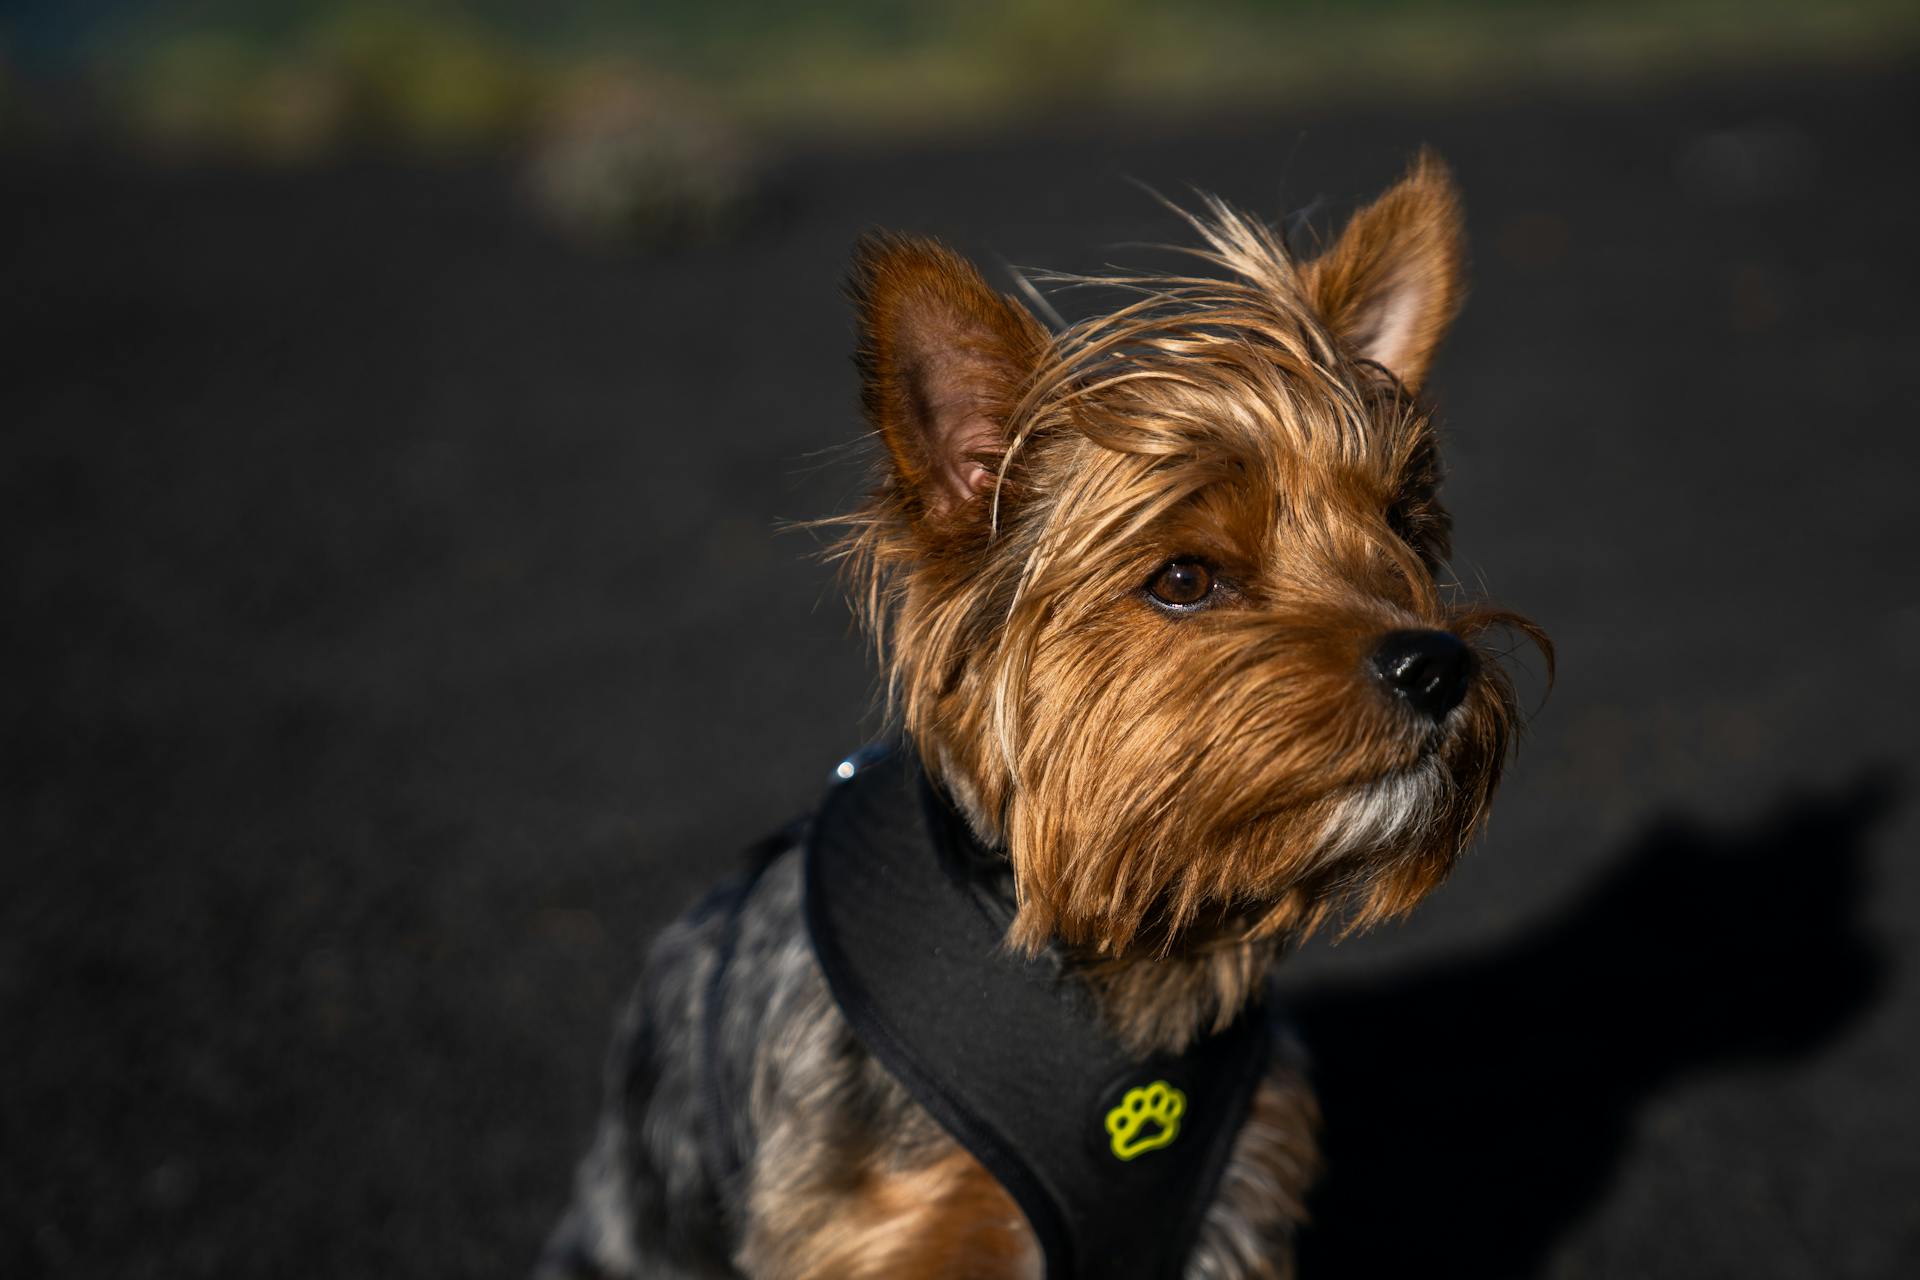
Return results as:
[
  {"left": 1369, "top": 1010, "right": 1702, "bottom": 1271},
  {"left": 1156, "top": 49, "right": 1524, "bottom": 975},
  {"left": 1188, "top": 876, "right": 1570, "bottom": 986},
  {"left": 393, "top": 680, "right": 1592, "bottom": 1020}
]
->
[{"left": 800, "top": 743, "right": 1270, "bottom": 1280}]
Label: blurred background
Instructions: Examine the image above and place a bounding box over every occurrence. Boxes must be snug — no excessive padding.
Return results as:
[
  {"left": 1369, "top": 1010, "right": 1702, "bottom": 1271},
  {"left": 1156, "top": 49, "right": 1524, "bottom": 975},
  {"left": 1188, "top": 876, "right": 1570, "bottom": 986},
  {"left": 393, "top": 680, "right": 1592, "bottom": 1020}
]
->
[{"left": 4, "top": 2, "right": 1918, "bottom": 1276}]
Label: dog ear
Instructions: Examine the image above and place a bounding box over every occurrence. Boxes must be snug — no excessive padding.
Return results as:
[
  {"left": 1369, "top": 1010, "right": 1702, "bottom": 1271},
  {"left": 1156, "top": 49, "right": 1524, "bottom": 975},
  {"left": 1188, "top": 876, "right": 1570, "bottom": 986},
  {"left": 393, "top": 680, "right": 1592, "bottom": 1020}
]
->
[
  {"left": 1300, "top": 150, "right": 1464, "bottom": 393},
  {"left": 850, "top": 233, "right": 1050, "bottom": 517}
]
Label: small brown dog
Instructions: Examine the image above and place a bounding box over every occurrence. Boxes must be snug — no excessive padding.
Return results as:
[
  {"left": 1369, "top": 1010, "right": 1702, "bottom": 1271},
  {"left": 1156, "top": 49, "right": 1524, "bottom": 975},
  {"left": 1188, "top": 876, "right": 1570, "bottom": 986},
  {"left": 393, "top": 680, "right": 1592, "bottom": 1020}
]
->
[{"left": 542, "top": 152, "right": 1546, "bottom": 1279}]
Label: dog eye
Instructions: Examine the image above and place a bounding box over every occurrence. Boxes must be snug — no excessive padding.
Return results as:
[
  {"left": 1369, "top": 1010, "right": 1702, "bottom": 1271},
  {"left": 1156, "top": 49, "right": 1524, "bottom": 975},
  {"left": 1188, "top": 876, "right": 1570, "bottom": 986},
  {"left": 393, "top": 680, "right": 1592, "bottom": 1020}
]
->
[{"left": 1147, "top": 560, "right": 1214, "bottom": 609}]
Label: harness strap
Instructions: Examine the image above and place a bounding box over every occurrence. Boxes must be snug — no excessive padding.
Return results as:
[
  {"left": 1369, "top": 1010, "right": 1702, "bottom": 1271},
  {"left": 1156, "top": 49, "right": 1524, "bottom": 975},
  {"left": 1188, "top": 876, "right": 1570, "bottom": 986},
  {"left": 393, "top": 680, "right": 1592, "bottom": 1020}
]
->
[{"left": 803, "top": 744, "right": 1270, "bottom": 1280}]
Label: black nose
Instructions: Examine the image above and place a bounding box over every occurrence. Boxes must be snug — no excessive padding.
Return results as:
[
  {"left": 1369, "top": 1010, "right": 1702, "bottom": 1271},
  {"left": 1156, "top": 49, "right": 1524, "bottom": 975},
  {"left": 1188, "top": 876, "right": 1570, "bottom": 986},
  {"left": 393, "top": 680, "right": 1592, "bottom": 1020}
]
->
[{"left": 1371, "top": 629, "right": 1475, "bottom": 722}]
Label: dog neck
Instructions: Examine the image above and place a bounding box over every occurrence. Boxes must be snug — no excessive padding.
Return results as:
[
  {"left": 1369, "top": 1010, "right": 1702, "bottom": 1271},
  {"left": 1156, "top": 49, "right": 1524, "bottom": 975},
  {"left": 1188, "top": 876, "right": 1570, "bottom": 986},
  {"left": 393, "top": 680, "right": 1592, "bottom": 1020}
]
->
[
  {"left": 927, "top": 761, "right": 1278, "bottom": 1058},
  {"left": 1073, "top": 935, "right": 1283, "bottom": 1057}
]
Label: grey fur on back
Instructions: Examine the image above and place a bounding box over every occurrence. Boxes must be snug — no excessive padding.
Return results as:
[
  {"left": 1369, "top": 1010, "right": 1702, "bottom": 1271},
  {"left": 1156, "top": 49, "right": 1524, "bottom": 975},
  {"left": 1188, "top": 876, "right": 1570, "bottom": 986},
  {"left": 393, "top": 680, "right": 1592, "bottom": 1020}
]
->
[
  {"left": 539, "top": 841, "right": 805, "bottom": 1278},
  {"left": 539, "top": 835, "right": 1315, "bottom": 1279}
]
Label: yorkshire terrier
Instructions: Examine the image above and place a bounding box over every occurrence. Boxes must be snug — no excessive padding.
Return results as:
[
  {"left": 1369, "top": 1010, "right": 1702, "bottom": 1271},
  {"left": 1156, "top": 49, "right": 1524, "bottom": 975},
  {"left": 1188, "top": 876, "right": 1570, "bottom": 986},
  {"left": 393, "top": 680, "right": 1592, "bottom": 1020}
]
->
[{"left": 540, "top": 152, "right": 1547, "bottom": 1279}]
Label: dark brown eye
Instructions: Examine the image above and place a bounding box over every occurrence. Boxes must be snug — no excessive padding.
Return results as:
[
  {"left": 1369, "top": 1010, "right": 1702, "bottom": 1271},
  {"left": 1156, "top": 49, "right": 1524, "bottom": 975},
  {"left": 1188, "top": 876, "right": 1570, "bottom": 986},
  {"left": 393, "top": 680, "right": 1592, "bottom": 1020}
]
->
[{"left": 1147, "top": 560, "right": 1214, "bottom": 608}]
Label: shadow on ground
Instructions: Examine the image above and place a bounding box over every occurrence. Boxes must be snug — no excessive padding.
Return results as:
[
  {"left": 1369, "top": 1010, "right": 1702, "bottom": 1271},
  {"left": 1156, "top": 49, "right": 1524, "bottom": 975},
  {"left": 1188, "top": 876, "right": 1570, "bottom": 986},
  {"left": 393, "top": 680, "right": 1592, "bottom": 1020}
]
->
[{"left": 1293, "top": 774, "right": 1895, "bottom": 1277}]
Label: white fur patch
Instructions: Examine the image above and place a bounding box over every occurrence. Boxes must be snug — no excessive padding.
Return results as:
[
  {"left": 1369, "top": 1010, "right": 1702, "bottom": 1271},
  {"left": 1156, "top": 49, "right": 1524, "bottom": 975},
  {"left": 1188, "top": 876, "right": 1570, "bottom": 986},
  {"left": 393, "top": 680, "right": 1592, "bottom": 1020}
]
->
[{"left": 1314, "top": 757, "right": 1445, "bottom": 864}]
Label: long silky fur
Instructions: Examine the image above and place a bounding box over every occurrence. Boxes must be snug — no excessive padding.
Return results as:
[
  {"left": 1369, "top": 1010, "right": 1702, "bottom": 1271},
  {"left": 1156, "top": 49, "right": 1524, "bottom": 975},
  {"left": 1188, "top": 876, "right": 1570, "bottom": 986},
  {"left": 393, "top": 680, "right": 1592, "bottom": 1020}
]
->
[
  {"left": 832, "top": 161, "right": 1549, "bottom": 1052},
  {"left": 544, "top": 157, "right": 1548, "bottom": 1280}
]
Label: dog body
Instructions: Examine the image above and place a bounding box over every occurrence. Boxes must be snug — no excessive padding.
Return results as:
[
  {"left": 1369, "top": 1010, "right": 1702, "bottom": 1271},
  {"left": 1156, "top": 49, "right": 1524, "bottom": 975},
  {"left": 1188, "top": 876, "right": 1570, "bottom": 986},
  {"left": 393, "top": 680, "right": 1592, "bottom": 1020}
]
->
[
  {"left": 542, "top": 154, "right": 1542, "bottom": 1279},
  {"left": 542, "top": 828, "right": 1320, "bottom": 1280}
]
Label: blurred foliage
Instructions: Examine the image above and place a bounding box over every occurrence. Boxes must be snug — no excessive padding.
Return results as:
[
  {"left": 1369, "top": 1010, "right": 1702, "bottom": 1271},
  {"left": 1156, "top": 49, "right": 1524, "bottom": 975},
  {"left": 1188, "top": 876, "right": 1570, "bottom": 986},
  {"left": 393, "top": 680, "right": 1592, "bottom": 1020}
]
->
[
  {"left": 526, "top": 72, "right": 757, "bottom": 243},
  {"left": 113, "top": 6, "right": 546, "bottom": 158},
  {"left": 45, "top": 0, "right": 1918, "bottom": 154},
  {"left": 4, "top": 0, "right": 1917, "bottom": 238}
]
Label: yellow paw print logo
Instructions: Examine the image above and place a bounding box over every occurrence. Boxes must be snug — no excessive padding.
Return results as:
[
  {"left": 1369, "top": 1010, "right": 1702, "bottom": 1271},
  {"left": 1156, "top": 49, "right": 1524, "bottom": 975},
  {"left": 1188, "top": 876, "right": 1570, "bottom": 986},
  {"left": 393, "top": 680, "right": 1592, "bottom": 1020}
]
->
[{"left": 1104, "top": 1080, "right": 1187, "bottom": 1161}]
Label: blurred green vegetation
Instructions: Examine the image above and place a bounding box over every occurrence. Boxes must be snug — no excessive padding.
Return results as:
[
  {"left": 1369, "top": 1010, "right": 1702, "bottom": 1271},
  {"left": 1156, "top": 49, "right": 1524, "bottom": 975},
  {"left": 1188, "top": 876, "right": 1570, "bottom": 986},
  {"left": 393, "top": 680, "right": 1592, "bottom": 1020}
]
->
[
  {"left": 110, "top": 8, "right": 547, "bottom": 157},
  {"left": 31, "top": 0, "right": 1917, "bottom": 159}
]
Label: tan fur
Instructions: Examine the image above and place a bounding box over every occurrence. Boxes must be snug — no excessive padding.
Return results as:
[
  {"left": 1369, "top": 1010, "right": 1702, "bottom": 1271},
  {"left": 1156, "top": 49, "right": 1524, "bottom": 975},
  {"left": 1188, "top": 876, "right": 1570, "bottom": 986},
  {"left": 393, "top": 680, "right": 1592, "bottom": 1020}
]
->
[
  {"left": 551, "top": 155, "right": 1547, "bottom": 1280},
  {"left": 745, "top": 1046, "right": 1317, "bottom": 1280},
  {"left": 1300, "top": 151, "right": 1465, "bottom": 391},
  {"left": 1196, "top": 1072, "right": 1325, "bottom": 1279},
  {"left": 753, "top": 1148, "right": 1041, "bottom": 1280},
  {"left": 835, "top": 153, "right": 1548, "bottom": 1054},
  {"left": 734, "top": 153, "right": 1550, "bottom": 1276},
  {"left": 739, "top": 999, "right": 1044, "bottom": 1280},
  {"left": 850, "top": 233, "right": 1053, "bottom": 514}
]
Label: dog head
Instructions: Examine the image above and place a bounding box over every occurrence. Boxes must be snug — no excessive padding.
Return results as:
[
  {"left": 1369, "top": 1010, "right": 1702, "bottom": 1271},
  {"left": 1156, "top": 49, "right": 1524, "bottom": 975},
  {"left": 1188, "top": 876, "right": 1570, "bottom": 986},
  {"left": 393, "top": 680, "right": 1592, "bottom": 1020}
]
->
[{"left": 839, "top": 153, "right": 1548, "bottom": 960}]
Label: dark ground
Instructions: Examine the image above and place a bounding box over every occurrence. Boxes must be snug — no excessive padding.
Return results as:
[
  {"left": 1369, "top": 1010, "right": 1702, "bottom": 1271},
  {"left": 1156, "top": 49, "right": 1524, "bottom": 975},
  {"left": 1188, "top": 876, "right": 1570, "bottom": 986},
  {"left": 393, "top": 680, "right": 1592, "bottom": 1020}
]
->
[{"left": 4, "top": 62, "right": 1918, "bottom": 1279}]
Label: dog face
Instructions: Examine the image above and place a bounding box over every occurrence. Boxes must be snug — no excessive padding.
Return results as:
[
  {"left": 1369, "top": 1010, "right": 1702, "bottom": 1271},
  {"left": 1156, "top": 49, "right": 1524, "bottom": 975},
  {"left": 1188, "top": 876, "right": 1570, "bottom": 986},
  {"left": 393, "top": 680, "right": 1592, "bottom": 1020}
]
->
[{"left": 841, "top": 154, "right": 1547, "bottom": 958}]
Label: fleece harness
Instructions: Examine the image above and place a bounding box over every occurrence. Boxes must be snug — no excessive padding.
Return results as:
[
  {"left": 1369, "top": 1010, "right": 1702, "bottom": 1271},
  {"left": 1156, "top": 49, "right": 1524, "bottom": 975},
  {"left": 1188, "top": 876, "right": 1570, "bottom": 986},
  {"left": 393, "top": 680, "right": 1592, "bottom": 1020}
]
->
[{"left": 799, "top": 743, "right": 1270, "bottom": 1280}]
